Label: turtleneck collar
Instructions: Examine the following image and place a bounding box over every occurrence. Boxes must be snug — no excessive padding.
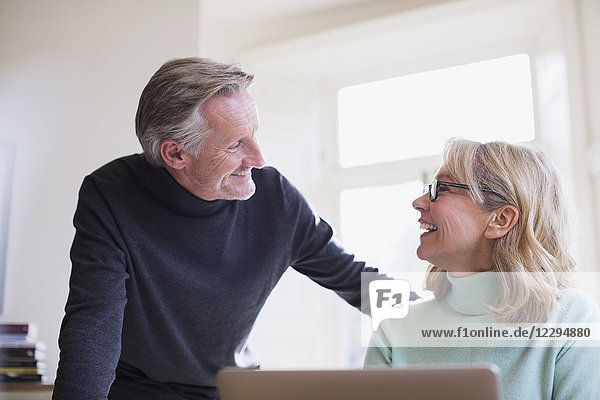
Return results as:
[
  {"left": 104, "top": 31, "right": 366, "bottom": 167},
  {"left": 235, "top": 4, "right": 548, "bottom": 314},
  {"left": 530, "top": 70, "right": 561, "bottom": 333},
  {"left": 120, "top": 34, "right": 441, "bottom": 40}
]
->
[
  {"left": 445, "top": 270, "right": 501, "bottom": 316},
  {"left": 138, "top": 154, "right": 232, "bottom": 218}
]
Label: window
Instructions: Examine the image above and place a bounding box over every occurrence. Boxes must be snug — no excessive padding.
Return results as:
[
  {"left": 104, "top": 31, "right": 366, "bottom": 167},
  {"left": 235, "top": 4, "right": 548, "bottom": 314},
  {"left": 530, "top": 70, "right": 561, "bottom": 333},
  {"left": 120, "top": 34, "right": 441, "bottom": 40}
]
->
[
  {"left": 340, "top": 182, "right": 424, "bottom": 274},
  {"left": 337, "top": 54, "right": 536, "bottom": 168}
]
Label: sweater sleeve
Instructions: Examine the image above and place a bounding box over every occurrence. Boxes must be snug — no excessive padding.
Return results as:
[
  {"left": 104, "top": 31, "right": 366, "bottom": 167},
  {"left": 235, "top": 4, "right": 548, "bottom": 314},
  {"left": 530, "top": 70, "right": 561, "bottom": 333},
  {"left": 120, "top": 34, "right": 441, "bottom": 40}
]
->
[
  {"left": 53, "top": 177, "right": 129, "bottom": 400},
  {"left": 551, "top": 291, "right": 600, "bottom": 399},
  {"left": 284, "top": 176, "right": 378, "bottom": 311},
  {"left": 552, "top": 345, "right": 600, "bottom": 399},
  {"left": 363, "top": 325, "right": 393, "bottom": 367}
]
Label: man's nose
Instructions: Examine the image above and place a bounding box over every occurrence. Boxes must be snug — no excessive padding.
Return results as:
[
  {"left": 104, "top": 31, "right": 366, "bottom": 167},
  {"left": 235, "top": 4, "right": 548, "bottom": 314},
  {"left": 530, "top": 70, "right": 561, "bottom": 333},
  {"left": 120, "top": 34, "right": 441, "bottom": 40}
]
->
[{"left": 243, "top": 137, "right": 266, "bottom": 168}]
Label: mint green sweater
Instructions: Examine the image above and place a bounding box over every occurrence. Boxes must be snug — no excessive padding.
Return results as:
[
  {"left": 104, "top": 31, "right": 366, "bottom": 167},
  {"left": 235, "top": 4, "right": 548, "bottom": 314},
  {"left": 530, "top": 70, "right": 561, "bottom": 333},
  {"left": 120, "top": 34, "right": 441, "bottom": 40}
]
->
[{"left": 364, "top": 271, "right": 600, "bottom": 399}]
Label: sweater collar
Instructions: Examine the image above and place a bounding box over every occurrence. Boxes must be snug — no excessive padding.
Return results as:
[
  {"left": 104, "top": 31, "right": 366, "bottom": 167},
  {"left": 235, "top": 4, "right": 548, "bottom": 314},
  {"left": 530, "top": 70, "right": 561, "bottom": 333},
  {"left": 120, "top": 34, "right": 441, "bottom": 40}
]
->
[
  {"left": 140, "top": 155, "right": 231, "bottom": 217},
  {"left": 445, "top": 271, "right": 501, "bottom": 316}
]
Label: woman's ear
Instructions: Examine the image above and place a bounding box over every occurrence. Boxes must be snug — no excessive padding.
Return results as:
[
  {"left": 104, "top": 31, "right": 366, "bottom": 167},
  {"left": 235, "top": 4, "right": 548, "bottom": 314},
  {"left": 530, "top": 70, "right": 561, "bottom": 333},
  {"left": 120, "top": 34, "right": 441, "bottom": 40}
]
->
[
  {"left": 160, "top": 139, "right": 186, "bottom": 170},
  {"left": 484, "top": 205, "right": 519, "bottom": 239}
]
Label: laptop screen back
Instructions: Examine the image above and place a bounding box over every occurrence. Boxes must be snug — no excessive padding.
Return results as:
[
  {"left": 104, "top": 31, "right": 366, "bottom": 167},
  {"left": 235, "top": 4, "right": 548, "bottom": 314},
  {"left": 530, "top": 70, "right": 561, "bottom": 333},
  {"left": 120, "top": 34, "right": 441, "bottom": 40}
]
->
[{"left": 217, "top": 365, "right": 500, "bottom": 400}]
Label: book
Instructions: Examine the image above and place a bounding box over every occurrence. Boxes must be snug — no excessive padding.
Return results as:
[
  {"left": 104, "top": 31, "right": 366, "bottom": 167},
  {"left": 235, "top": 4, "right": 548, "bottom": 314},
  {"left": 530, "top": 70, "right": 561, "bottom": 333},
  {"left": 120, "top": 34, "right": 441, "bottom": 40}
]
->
[
  {"left": 0, "top": 342, "right": 46, "bottom": 360},
  {"left": 0, "top": 358, "right": 39, "bottom": 367},
  {"left": 0, "top": 323, "right": 47, "bottom": 384},
  {"left": 0, "top": 324, "right": 29, "bottom": 335},
  {"left": 0, "top": 373, "right": 42, "bottom": 382},
  {"left": 0, "top": 323, "right": 38, "bottom": 342},
  {"left": 0, "top": 366, "right": 44, "bottom": 375}
]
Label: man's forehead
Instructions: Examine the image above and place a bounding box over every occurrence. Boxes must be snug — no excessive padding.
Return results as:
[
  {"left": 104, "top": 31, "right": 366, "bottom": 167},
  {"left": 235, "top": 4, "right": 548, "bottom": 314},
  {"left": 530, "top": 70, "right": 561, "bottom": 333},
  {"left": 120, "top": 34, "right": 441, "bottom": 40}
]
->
[
  {"left": 202, "top": 91, "right": 259, "bottom": 142},
  {"left": 203, "top": 91, "right": 257, "bottom": 119}
]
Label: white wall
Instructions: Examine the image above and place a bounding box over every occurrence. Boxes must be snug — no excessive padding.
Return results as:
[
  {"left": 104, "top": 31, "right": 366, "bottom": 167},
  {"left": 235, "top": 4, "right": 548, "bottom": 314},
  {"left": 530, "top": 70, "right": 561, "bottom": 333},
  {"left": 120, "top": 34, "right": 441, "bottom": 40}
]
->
[{"left": 0, "top": 0, "right": 199, "bottom": 382}]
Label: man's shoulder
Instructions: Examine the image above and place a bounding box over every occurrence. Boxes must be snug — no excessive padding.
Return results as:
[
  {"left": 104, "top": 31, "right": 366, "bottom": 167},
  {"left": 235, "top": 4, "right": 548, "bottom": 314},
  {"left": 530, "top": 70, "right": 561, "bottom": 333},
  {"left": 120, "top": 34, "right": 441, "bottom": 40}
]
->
[
  {"left": 82, "top": 153, "right": 154, "bottom": 186},
  {"left": 252, "top": 165, "right": 282, "bottom": 182},
  {"left": 252, "top": 166, "right": 295, "bottom": 194},
  {"left": 77, "top": 154, "right": 154, "bottom": 197},
  {"left": 250, "top": 166, "right": 309, "bottom": 210},
  {"left": 89, "top": 153, "right": 146, "bottom": 178}
]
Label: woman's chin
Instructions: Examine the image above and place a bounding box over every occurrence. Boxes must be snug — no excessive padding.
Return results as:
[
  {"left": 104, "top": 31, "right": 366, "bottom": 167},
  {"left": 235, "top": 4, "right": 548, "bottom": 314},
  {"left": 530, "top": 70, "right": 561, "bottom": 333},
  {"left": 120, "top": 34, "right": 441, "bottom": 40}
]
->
[{"left": 415, "top": 247, "right": 430, "bottom": 262}]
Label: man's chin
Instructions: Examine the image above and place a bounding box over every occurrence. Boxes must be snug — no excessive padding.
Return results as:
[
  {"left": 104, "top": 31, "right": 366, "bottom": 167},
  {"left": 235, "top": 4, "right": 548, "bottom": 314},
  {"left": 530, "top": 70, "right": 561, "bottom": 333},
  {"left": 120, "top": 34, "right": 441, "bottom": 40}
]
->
[
  {"left": 235, "top": 189, "right": 255, "bottom": 201},
  {"left": 223, "top": 181, "right": 256, "bottom": 201}
]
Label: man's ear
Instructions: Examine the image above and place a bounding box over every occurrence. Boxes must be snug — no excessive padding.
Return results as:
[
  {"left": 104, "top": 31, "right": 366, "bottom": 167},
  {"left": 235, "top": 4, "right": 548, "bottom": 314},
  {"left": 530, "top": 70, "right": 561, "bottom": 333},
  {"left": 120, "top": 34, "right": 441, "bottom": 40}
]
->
[
  {"left": 484, "top": 205, "right": 519, "bottom": 239},
  {"left": 160, "top": 139, "right": 186, "bottom": 170}
]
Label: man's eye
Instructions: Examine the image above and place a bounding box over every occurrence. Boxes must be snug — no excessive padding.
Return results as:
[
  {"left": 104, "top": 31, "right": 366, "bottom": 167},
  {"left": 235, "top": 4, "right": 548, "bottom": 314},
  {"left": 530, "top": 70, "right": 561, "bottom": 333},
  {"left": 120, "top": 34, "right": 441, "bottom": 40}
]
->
[{"left": 228, "top": 142, "right": 242, "bottom": 150}]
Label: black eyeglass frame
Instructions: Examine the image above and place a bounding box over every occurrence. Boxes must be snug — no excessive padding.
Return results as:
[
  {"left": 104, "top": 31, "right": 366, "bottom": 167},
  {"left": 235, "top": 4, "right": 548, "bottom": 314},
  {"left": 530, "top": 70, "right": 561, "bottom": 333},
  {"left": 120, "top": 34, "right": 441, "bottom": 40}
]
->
[{"left": 424, "top": 178, "right": 510, "bottom": 204}]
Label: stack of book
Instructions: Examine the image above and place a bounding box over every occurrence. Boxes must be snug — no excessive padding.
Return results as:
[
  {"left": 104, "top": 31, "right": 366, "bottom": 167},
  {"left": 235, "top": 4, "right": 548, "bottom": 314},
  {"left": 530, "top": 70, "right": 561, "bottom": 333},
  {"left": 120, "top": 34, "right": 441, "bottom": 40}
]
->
[{"left": 0, "top": 323, "right": 47, "bottom": 383}]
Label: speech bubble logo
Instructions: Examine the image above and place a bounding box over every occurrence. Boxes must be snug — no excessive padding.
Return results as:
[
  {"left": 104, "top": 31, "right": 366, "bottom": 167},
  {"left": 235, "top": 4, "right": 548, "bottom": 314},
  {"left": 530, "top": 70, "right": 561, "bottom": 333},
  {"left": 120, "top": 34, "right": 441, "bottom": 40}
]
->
[{"left": 369, "top": 279, "right": 411, "bottom": 331}]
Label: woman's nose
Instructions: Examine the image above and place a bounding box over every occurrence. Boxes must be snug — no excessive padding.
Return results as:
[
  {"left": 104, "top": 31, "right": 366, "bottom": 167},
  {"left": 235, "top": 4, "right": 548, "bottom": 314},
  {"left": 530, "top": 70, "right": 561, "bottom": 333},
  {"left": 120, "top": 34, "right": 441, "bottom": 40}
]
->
[{"left": 412, "top": 192, "right": 430, "bottom": 212}]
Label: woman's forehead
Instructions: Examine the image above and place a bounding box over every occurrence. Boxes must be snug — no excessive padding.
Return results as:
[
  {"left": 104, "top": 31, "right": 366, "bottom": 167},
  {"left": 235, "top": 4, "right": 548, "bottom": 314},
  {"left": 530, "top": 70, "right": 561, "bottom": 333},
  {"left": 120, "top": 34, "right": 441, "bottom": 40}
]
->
[{"left": 435, "top": 163, "right": 468, "bottom": 182}]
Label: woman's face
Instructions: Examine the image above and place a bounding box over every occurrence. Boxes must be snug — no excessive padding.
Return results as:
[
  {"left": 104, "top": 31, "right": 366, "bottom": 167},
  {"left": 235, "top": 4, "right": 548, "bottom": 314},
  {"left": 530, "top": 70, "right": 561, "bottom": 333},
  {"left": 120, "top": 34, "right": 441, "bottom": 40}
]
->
[{"left": 412, "top": 168, "right": 496, "bottom": 274}]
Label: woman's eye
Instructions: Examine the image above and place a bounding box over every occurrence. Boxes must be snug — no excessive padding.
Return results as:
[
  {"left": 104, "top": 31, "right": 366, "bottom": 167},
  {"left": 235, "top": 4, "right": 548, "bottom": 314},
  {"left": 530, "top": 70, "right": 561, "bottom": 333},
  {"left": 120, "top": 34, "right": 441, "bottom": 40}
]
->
[
  {"left": 438, "top": 185, "right": 450, "bottom": 192},
  {"left": 228, "top": 142, "right": 242, "bottom": 150}
]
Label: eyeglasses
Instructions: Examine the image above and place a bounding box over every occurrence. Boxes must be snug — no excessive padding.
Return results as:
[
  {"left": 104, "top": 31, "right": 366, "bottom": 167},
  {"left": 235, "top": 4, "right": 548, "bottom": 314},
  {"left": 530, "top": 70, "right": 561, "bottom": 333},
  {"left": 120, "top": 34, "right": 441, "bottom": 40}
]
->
[{"left": 423, "top": 178, "right": 510, "bottom": 203}]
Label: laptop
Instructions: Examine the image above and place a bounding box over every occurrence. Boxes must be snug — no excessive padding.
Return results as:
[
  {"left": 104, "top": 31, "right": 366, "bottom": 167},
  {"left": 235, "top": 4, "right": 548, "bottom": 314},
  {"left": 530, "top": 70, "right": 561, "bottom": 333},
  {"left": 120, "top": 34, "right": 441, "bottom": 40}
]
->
[{"left": 216, "top": 364, "right": 500, "bottom": 400}]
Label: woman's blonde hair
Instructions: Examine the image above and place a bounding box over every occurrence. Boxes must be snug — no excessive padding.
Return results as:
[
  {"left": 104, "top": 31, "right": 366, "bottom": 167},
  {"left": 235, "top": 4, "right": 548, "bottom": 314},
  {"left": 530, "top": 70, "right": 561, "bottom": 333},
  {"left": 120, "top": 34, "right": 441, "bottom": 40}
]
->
[{"left": 424, "top": 138, "right": 575, "bottom": 323}]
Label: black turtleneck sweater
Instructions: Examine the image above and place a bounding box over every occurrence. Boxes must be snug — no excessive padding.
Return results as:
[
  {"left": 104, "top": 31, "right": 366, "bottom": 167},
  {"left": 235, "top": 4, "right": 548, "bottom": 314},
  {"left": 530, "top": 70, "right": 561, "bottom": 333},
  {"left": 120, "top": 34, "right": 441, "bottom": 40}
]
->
[{"left": 53, "top": 154, "right": 376, "bottom": 399}]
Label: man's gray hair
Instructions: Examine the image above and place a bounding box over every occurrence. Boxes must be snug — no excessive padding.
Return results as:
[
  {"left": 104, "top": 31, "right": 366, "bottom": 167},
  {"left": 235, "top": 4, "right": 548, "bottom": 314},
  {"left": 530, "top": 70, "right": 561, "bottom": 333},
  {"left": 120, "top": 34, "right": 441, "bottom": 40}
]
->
[{"left": 135, "top": 57, "right": 254, "bottom": 166}]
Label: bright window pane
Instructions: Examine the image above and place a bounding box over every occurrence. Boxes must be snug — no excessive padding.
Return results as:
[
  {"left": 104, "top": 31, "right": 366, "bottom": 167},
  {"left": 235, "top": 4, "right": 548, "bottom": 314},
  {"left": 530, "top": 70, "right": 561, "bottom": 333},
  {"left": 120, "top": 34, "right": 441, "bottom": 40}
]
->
[
  {"left": 338, "top": 54, "right": 536, "bottom": 167},
  {"left": 340, "top": 182, "right": 427, "bottom": 276}
]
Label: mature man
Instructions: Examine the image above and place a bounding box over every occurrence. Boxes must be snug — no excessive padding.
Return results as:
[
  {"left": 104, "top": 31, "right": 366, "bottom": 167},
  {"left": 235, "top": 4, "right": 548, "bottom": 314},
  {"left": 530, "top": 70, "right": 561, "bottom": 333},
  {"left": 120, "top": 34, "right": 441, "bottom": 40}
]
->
[{"left": 53, "top": 57, "right": 377, "bottom": 400}]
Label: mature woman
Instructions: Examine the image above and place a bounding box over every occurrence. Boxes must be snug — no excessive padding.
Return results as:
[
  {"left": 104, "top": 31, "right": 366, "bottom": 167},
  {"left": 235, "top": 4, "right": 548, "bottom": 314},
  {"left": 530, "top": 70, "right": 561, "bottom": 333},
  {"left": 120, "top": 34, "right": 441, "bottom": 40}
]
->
[{"left": 364, "top": 138, "right": 600, "bottom": 399}]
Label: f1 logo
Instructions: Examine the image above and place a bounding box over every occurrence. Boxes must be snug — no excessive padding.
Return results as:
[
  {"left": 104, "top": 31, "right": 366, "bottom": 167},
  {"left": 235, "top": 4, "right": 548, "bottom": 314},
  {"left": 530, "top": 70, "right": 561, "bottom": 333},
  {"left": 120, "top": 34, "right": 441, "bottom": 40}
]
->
[{"left": 369, "top": 279, "right": 410, "bottom": 331}]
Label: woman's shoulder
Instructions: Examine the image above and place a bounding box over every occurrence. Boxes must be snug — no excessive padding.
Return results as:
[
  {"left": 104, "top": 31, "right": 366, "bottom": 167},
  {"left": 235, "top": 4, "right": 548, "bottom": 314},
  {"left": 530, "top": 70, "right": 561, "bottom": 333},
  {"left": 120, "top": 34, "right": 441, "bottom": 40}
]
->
[
  {"left": 377, "top": 293, "right": 454, "bottom": 334},
  {"left": 406, "top": 292, "right": 441, "bottom": 316},
  {"left": 551, "top": 288, "right": 600, "bottom": 323}
]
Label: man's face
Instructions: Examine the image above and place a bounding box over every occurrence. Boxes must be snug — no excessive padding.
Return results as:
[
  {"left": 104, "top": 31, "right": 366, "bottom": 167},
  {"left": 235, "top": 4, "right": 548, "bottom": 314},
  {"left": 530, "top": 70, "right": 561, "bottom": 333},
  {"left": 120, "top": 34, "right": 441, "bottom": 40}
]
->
[{"left": 179, "top": 91, "right": 266, "bottom": 201}]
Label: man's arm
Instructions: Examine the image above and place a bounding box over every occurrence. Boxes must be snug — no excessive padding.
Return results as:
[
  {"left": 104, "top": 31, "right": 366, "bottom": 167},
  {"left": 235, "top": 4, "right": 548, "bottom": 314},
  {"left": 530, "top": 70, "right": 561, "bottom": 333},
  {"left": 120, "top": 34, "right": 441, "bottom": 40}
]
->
[
  {"left": 290, "top": 217, "right": 376, "bottom": 309},
  {"left": 53, "top": 177, "right": 129, "bottom": 400},
  {"left": 281, "top": 175, "right": 378, "bottom": 311}
]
